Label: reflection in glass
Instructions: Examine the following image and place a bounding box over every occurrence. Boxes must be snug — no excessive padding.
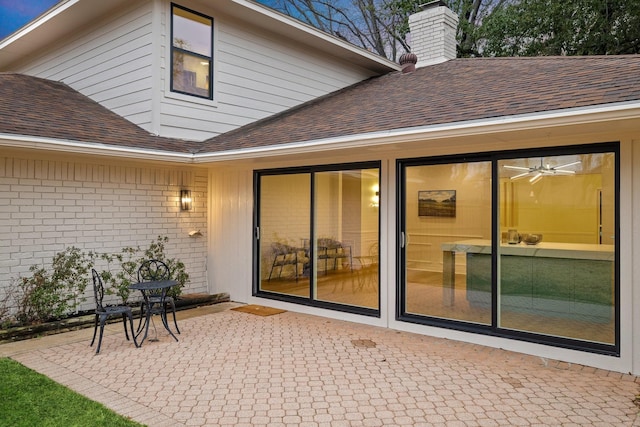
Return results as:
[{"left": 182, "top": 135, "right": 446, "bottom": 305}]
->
[
  {"left": 257, "top": 167, "right": 380, "bottom": 311},
  {"left": 171, "top": 5, "right": 212, "bottom": 98},
  {"left": 403, "top": 161, "right": 492, "bottom": 324},
  {"left": 173, "top": 7, "right": 212, "bottom": 56},
  {"left": 314, "top": 169, "right": 379, "bottom": 309},
  {"left": 259, "top": 174, "right": 310, "bottom": 298},
  {"left": 498, "top": 153, "right": 615, "bottom": 344}
]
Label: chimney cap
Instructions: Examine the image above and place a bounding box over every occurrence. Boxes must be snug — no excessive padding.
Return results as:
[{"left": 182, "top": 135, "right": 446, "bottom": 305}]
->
[{"left": 420, "top": 1, "right": 448, "bottom": 11}]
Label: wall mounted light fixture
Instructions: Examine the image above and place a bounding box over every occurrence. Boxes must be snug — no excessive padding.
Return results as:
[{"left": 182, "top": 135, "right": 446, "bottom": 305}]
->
[
  {"left": 370, "top": 184, "right": 380, "bottom": 208},
  {"left": 180, "top": 189, "right": 192, "bottom": 211}
]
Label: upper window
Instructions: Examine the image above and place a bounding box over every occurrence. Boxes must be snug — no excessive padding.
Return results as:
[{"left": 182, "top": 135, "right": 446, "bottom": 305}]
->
[{"left": 171, "top": 4, "right": 213, "bottom": 99}]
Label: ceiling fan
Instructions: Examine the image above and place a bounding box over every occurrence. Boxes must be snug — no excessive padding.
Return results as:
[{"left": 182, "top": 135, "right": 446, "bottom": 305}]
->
[{"left": 503, "top": 159, "right": 581, "bottom": 183}]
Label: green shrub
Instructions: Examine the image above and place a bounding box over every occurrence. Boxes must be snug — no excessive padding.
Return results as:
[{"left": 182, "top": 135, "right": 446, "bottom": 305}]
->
[
  {"left": 14, "top": 247, "right": 96, "bottom": 324},
  {"left": 140, "top": 236, "right": 189, "bottom": 299},
  {"left": 98, "top": 236, "right": 189, "bottom": 304},
  {"left": 2, "top": 236, "right": 189, "bottom": 327},
  {"left": 98, "top": 247, "right": 139, "bottom": 304}
]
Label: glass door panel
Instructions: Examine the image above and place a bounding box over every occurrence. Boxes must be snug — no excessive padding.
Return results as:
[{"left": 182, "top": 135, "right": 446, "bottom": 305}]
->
[
  {"left": 259, "top": 173, "right": 311, "bottom": 298},
  {"left": 314, "top": 169, "right": 379, "bottom": 309},
  {"left": 403, "top": 161, "right": 492, "bottom": 324},
  {"left": 498, "top": 153, "right": 615, "bottom": 344}
]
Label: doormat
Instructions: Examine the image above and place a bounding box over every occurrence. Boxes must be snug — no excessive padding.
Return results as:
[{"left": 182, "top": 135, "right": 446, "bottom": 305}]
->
[{"left": 231, "top": 305, "right": 286, "bottom": 316}]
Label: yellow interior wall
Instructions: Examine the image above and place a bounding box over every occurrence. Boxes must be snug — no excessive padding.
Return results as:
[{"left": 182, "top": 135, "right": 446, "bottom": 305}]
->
[
  {"left": 405, "top": 162, "right": 492, "bottom": 271},
  {"left": 507, "top": 174, "right": 602, "bottom": 243}
]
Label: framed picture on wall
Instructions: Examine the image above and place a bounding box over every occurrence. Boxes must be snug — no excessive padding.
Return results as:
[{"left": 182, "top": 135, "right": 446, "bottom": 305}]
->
[{"left": 418, "top": 190, "right": 456, "bottom": 217}]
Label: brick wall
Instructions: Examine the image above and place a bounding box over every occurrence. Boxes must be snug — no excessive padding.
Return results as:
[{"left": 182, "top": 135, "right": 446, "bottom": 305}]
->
[{"left": 0, "top": 154, "right": 208, "bottom": 313}]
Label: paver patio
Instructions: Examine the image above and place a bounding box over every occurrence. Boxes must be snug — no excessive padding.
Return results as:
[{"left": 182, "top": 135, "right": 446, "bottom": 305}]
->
[{"left": 1, "top": 302, "right": 639, "bottom": 426}]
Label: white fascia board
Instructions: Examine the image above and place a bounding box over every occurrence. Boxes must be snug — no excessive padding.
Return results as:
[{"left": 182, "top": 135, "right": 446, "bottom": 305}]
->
[
  {"left": 0, "top": 134, "right": 194, "bottom": 163},
  {"left": 0, "top": 0, "right": 76, "bottom": 45},
  {"left": 191, "top": 101, "right": 640, "bottom": 163},
  {"left": 0, "top": 0, "right": 77, "bottom": 49}
]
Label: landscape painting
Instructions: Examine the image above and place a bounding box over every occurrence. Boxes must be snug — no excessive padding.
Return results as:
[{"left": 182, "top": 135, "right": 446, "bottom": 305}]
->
[{"left": 418, "top": 190, "right": 456, "bottom": 217}]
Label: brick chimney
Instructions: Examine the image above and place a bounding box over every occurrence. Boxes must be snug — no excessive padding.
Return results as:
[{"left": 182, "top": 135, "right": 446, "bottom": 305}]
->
[{"left": 408, "top": 1, "right": 459, "bottom": 68}]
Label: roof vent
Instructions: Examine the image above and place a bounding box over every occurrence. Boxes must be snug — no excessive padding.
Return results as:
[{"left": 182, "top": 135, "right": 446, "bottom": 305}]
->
[
  {"left": 408, "top": 1, "right": 459, "bottom": 68},
  {"left": 399, "top": 52, "right": 418, "bottom": 73}
]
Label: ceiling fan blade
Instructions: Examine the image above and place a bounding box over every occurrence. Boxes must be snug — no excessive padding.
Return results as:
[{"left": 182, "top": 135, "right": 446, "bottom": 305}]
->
[
  {"left": 509, "top": 171, "right": 532, "bottom": 180},
  {"left": 553, "top": 161, "right": 581, "bottom": 170},
  {"left": 529, "top": 172, "right": 543, "bottom": 183},
  {"left": 503, "top": 165, "right": 530, "bottom": 171}
]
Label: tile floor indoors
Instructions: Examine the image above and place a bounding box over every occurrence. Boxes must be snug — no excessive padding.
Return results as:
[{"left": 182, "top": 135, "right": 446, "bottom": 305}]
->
[{"left": 1, "top": 302, "right": 639, "bottom": 427}]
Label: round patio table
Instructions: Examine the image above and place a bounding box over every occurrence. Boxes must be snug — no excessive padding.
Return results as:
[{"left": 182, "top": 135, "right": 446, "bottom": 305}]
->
[{"left": 129, "top": 280, "right": 179, "bottom": 345}]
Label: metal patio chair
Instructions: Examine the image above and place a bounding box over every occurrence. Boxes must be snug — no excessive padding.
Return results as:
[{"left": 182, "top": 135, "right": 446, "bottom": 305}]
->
[
  {"left": 90, "top": 269, "right": 139, "bottom": 354},
  {"left": 136, "top": 259, "right": 180, "bottom": 335}
]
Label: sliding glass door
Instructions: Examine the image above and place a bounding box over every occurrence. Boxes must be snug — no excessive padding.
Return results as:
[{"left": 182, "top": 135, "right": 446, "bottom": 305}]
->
[
  {"left": 398, "top": 144, "right": 618, "bottom": 354},
  {"left": 258, "top": 172, "right": 311, "bottom": 298},
  {"left": 497, "top": 152, "right": 616, "bottom": 344},
  {"left": 401, "top": 160, "right": 492, "bottom": 325},
  {"left": 256, "top": 163, "right": 380, "bottom": 314}
]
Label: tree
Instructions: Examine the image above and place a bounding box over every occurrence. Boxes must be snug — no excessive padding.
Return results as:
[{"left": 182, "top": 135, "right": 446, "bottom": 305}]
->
[
  {"left": 383, "top": 0, "right": 505, "bottom": 57},
  {"left": 479, "top": 0, "right": 640, "bottom": 56},
  {"left": 265, "top": 0, "right": 504, "bottom": 59},
  {"left": 264, "top": 0, "right": 640, "bottom": 59},
  {"left": 267, "top": 0, "right": 407, "bottom": 60}
]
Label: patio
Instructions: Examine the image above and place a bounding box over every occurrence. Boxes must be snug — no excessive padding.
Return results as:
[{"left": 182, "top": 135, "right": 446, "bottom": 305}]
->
[{"left": 1, "top": 302, "right": 639, "bottom": 426}]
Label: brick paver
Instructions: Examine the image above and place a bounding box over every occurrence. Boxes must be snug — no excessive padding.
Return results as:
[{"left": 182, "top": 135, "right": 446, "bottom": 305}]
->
[{"left": 2, "top": 302, "right": 640, "bottom": 426}]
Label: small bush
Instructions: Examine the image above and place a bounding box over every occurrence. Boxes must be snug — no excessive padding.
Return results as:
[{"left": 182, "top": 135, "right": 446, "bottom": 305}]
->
[
  {"left": 99, "top": 236, "right": 189, "bottom": 303},
  {"left": 14, "top": 247, "right": 96, "bottom": 324},
  {"left": 140, "top": 236, "right": 189, "bottom": 299},
  {"left": 2, "top": 236, "right": 189, "bottom": 327}
]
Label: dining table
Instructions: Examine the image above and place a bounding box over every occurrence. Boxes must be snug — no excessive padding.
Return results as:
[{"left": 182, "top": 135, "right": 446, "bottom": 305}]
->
[{"left": 129, "top": 279, "right": 179, "bottom": 345}]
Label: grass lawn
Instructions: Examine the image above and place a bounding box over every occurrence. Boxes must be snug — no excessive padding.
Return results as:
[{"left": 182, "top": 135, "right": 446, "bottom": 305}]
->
[{"left": 0, "top": 357, "right": 144, "bottom": 427}]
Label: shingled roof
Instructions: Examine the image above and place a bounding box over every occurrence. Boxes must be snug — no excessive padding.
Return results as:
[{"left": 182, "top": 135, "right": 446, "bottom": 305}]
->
[
  {"left": 197, "top": 55, "right": 640, "bottom": 153},
  {"left": 2, "top": 56, "right": 640, "bottom": 157},
  {"left": 0, "top": 73, "right": 200, "bottom": 154}
]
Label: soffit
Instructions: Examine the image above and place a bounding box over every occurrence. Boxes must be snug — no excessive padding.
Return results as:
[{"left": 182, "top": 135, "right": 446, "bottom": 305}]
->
[
  {"left": 0, "top": 0, "right": 128, "bottom": 69},
  {"left": 0, "top": 0, "right": 397, "bottom": 74},
  {"left": 214, "top": 0, "right": 397, "bottom": 73}
]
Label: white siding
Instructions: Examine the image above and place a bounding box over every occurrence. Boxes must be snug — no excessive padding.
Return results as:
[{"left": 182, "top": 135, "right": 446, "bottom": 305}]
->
[
  {"left": 157, "top": 3, "right": 380, "bottom": 141},
  {"left": 14, "top": 1, "right": 156, "bottom": 132},
  {"left": 0, "top": 153, "right": 208, "bottom": 313},
  {"left": 7, "top": 0, "right": 382, "bottom": 142},
  {"left": 208, "top": 167, "right": 253, "bottom": 303}
]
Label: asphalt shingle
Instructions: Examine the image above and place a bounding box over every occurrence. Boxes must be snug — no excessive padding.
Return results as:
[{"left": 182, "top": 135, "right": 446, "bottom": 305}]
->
[
  {"left": 2, "top": 55, "right": 640, "bottom": 156},
  {"left": 0, "top": 73, "right": 200, "bottom": 154},
  {"left": 198, "top": 55, "right": 640, "bottom": 153}
]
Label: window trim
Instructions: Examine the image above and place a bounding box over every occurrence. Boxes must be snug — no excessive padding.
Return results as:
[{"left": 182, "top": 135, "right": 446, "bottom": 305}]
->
[{"left": 170, "top": 3, "right": 214, "bottom": 100}]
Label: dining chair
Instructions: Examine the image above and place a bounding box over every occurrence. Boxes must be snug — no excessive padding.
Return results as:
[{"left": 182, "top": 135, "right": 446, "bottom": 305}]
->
[
  {"left": 137, "top": 259, "right": 180, "bottom": 334},
  {"left": 90, "top": 269, "right": 138, "bottom": 354}
]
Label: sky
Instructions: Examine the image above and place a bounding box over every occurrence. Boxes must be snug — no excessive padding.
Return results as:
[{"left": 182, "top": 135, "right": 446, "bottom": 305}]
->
[{"left": 0, "top": 0, "right": 60, "bottom": 40}]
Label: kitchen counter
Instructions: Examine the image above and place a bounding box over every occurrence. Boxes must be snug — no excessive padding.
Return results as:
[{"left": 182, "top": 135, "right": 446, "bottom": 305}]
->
[
  {"left": 441, "top": 239, "right": 614, "bottom": 322},
  {"left": 441, "top": 239, "right": 614, "bottom": 261}
]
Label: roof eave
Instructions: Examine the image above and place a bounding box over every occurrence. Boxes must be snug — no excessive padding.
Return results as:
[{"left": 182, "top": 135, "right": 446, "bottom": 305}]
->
[
  {"left": 2, "top": 102, "right": 638, "bottom": 164},
  {"left": 0, "top": 134, "right": 196, "bottom": 163},
  {"left": 190, "top": 101, "right": 640, "bottom": 163}
]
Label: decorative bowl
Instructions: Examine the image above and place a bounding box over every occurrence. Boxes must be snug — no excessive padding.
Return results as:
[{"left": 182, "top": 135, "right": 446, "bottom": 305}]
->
[{"left": 522, "top": 234, "right": 543, "bottom": 245}]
